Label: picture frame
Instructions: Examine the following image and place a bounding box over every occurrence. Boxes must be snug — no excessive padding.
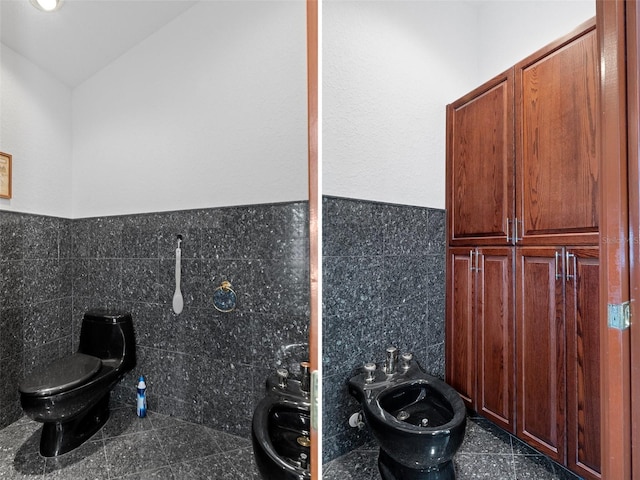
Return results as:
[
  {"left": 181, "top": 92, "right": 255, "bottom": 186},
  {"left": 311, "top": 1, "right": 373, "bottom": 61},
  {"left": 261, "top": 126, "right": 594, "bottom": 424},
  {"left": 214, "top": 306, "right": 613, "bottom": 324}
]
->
[{"left": 0, "top": 152, "right": 12, "bottom": 199}]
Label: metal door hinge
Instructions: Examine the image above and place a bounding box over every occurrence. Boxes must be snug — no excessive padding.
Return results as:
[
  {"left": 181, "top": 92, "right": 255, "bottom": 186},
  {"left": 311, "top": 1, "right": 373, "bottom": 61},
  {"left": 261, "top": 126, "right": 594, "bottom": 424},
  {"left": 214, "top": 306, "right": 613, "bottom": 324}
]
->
[{"left": 608, "top": 301, "right": 631, "bottom": 330}]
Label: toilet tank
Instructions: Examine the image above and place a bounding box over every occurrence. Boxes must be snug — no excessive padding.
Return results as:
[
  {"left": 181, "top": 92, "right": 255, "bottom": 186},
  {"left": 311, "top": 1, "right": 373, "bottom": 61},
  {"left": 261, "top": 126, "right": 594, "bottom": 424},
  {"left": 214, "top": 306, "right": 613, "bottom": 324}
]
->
[{"left": 78, "top": 309, "right": 136, "bottom": 372}]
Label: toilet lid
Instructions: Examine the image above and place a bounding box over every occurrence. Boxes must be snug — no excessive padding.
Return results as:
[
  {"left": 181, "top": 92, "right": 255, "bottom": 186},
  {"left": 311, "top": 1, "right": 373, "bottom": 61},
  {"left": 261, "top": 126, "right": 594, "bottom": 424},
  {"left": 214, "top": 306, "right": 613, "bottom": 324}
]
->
[{"left": 19, "top": 353, "right": 102, "bottom": 396}]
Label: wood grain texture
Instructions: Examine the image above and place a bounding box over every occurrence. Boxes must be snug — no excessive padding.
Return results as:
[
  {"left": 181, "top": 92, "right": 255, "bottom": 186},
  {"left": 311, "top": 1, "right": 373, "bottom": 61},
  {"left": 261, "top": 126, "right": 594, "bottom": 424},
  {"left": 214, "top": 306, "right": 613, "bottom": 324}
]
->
[
  {"left": 516, "top": 20, "right": 598, "bottom": 245},
  {"left": 447, "top": 70, "right": 514, "bottom": 246}
]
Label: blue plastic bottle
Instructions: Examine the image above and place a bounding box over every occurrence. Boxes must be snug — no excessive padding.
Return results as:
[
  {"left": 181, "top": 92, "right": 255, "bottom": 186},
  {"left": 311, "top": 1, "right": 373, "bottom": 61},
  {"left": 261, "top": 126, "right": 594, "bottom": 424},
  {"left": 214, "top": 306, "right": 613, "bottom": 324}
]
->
[{"left": 136, "top": 376, "right": 147, "bottom": 418}]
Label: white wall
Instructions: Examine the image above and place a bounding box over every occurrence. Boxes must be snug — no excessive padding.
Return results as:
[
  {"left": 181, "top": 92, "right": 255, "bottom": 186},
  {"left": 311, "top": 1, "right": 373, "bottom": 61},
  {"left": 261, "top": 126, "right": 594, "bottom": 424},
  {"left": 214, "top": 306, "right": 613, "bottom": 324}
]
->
[
  {"left": 72, "top": 1, "right": 308, "bottom": 218},
  {"left": 0, "top": 44, "right": 73, "bottom": 217},
  {"left": 477, "top": 1, "right": 595, "bottom": 82},
  {"left": 323, "top": 0, "right": 481, "bottom": 209},
  {"left": 323, "top": 0, "right": 596, "bottom": 209}
]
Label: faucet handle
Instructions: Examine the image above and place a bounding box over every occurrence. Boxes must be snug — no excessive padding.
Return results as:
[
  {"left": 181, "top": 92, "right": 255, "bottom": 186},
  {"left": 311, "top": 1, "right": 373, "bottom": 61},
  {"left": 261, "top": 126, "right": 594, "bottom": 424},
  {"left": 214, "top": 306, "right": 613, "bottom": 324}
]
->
[
  {"left": 400, "top": 352, "right": 413, "bottom": 371},
  {"left": 277, "top": 368, "right": 289, "bottom": 389},
  {"left": 300, "top": 361, "right": 311, "bottom": 393},
  {"left": 385, "top": 346, "right": 398, "bottom": 374},
  {"left": 363, "top": 362, "right": 377, "bottom": 383}
]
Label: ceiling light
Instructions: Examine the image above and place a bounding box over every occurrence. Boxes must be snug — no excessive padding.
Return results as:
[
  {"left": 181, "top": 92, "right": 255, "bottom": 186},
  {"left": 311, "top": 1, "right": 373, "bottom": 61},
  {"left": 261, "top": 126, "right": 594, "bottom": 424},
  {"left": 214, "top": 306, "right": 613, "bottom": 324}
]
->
[{"left": 30, "top": 0, "right": 63, "bottom": 12}]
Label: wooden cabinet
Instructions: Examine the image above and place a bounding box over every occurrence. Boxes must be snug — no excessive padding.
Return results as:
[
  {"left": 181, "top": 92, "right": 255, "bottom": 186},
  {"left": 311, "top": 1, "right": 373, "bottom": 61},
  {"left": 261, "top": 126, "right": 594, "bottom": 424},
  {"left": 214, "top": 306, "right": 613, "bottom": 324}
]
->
[
  {"left": 516, "top": 247, "right": 600, "bottom": 476},
  {"left": 446, "top": 247, "right": 515, "bottom": 433},
  {"left": 445, "top": 18, "right": 600, "bottom": 480},
  {"left": 447, "top": 70, "right": 514, "bottom": 246},
  {"left": 565, "top": 247, "right": 601, "bottom": 478},
  {"left": 516, "top": 247, "right": 567, "bottom": 463},
  {"left": 516, "top": 25, "right": 599, "bottom": 245},
  {"left": 446, "top": 248, "right": 475, "bottom": 406},
  {"left": 447, "top": 19, "right": 598, "bottom": 247}
]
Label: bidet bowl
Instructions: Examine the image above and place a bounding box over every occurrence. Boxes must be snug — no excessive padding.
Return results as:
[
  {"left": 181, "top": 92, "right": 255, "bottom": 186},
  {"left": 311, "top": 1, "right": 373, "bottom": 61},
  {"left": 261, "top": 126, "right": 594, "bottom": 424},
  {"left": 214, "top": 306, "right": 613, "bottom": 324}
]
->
[
  {"left": 349, "top": 358, "right": 467, "bottom": 479},
  {"left": 365, "top": 379, "right": 466, "bottom": 469},
  {"left": 252, "top": 397, "right": 311, "bottom": 480}
]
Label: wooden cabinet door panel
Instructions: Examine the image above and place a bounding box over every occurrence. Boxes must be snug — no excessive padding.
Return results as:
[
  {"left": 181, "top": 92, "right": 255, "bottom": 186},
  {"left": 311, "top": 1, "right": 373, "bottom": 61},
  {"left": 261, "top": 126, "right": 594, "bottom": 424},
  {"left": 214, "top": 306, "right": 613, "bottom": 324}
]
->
[
  {"left": 447, "top": 70, "right": 514, "bottom": 245},
  {"left": 516, "top": 247, "right": 566, "bottom": 463},
  {"left": 446, "top": 248, "right": 476, "bottom": 408},
  {"left": 476, "top": 247, "right": 515, "bottom": 433},
  {"left": 516, "top": 23, "right": 598, "bottom": 245},
  {"left": 565, "top": 247, "right": 600, "bottom": 479}
]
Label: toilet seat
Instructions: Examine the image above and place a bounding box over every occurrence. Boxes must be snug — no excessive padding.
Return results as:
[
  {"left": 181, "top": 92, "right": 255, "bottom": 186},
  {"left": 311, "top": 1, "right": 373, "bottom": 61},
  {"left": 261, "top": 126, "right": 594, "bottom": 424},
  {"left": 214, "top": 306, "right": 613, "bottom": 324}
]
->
[{"left": 19, "top": 353, "right": 101, "bottom": 397}]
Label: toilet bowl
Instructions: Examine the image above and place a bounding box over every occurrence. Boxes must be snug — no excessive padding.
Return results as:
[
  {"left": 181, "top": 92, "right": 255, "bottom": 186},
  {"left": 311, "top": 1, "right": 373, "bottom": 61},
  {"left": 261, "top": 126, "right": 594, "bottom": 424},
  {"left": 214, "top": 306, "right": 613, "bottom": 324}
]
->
[
  {"left": 349, "top": 348, "right": 466, "bottom": 480},
  {"left": 252, "top": 363, "right": 311, "bottom": 480},
  {"left": 19, "top": 309, "right": 136, "bottom": 456}
]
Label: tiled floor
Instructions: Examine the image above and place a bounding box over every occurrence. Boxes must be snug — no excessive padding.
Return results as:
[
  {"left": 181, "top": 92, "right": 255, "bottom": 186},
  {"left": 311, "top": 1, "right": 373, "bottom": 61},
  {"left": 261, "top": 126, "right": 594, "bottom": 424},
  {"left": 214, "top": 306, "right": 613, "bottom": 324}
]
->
[
  {"left": 323, "top": 414, "right": 584, "bottom": 480},
  {"left": 0, "top": 405, "right": 260, "bottom": 479}
]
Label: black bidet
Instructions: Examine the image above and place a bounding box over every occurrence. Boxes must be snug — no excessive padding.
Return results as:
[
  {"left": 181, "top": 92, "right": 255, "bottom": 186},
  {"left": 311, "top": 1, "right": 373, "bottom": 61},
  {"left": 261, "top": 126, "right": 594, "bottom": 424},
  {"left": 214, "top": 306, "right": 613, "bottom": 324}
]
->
[
  {"left": 252, "top": 365, "right": 311, "bottom": 480},
  {"left": 349, "top": 348, "right": 466, "bottom": 480}
]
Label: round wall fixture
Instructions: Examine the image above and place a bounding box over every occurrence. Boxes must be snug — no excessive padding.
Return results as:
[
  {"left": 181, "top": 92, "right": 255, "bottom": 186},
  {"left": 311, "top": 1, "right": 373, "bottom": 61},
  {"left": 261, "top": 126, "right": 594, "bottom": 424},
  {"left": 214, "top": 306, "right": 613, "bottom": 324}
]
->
[
  {"left": 213, "top": 281, "right": 237, "bottom": 313},
  {"left": 30, "top": 0, "right": 64, "bottom": 12}
]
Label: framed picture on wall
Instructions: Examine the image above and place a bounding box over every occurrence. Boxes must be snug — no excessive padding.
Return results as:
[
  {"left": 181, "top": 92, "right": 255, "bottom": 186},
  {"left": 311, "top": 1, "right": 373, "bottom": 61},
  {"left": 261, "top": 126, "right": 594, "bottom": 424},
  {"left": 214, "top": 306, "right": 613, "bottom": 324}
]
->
[{"left": 0, "top": 152, "right": 12, "bottom": 199}]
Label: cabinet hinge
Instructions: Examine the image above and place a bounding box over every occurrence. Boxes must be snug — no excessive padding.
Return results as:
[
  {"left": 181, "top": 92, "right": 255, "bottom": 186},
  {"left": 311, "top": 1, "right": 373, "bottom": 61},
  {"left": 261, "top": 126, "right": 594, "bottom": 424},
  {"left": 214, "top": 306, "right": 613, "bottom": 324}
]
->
[{"left": 607, "top": 301, "right": 631, "bottom": 330}]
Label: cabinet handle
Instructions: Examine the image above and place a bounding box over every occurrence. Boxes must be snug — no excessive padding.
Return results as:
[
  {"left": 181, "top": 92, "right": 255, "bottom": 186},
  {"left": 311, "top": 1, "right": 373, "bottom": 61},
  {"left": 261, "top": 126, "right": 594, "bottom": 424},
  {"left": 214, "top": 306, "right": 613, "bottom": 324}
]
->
[
  {"left": 505, "top": 218, "right": 512, "bottom": 244},
  {"left": 555, "top": 251, "right": 563, "bottom": 280},
  {"left": 565, "top": 252, "right": 576, "bottom": 282},
  {"left": 515, "top": 218, "right": 523, "bottom": 242},
  {"left": 470, "top": 249, "right": 475, "bottom": 272}
]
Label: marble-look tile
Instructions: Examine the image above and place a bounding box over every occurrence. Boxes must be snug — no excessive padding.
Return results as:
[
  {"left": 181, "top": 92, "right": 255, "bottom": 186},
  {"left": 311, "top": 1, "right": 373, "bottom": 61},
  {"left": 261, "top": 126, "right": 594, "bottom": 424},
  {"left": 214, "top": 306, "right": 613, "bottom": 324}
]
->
[
  {"left": 382, "top": 204, "right": 433, "bottom": 256},
  {"left": 322, "top": 197, "right": 385, "bottom": 258},
  {"left": 0, "top": 355, "right": 22, "bottom": 409},
  {"left": 454, "top": 454, "right": 515, "bottom": 479},
  {"left": 1, "top": 201, "right": 309, "bottom": 437},
  {"left": 513, "top": 455, "right": 581, "bottom": 480},
  {"left": 209, "top": 430, "right": 252, "bottom": 453},
  {"left": 253, "top": 313, "right": 309, "bottom": 368},
  {"left": 0, "top": 260, "right": 25, "bottom": 309},
  {"left": 381, "top": 301, "right": 429, "bottom": 354},
  {"left": 111, "top": 465, "right": 176, "bottom": 479},
  {"left": 157, "top": 423, "right": 219, "bottom": 464},
  {"left": 0, "top": 219, "right": 26, "bottom": 261},
  {"left": 122, "top": 259, "right": 159, "bottom": 303},
  {"left": 171, "top": 453, "right": 239, "bottom": 480},
  {"left": 0, "top": 306, "right": 25, "bottom": 359},
  {"left": 1, "top": 421, "right": 46, "bottom": 478},
  {"left": 44, "top": 439, "right": 108, "bottom": 480},
  {"left": 101, "top": 406, "right": 153, "bottom": 439},
  {"left": 145, "top": 411, "right": 191, "bottom": 431},
  {"left": 382, "top": 255, "right": 431, "bottom": 307},
  {"left": 458, "top": 417, "right": 514, "bottom": 455},
  {"left": 104, "top": 430, "right": 169, "bottom": 478},
  {"left": 322, "top": 449, "right": 379, "bottom": 480},
  {"left": 224, "top": 446, "right": 262, "bottom": 478},
  {"left": 322, "top": 255, "right": 384, "bottom": 319}
]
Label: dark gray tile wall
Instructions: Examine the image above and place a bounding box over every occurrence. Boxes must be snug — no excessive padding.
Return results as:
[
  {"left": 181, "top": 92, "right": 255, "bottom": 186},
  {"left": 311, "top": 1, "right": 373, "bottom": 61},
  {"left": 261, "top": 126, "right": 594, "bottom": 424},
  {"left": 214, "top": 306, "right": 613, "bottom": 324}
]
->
[
  {"left": 0, "top": 212, "right": 74, "bottom": 428},
  {"left": 321, "top": 196, "right": 446, "bottom": 462},
  {"left": 0, "top": 202, "right": 310, "bottom": 438}
]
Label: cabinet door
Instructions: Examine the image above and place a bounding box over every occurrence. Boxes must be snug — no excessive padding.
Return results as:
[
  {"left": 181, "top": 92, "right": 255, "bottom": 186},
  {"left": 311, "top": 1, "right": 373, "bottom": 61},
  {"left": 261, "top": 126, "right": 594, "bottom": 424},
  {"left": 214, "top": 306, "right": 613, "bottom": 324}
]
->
[
  {"left": 447, "top": 69, "right": 514, "bottom": 246},
  {"left": 476, "top": 247, "right": 515, "bottom": 433},
  {"left": 565, "top": 247, "right": 600, "bottom": 479},
  {"left": 516, "top": 21, "right": 598, "bottom": 245},
  {"left": 446, "top": 247, "right": 476, "bottom": 408},
  {"left": 516, "top": 247, "right": 566, "bottom": 463}
]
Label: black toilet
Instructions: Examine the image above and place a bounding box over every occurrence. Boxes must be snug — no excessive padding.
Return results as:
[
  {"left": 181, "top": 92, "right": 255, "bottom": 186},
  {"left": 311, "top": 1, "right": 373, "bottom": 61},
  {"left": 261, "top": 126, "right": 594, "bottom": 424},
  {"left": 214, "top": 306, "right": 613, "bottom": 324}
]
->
[{"left": 19, "top": 309, "right": 136, "bottom": 456}]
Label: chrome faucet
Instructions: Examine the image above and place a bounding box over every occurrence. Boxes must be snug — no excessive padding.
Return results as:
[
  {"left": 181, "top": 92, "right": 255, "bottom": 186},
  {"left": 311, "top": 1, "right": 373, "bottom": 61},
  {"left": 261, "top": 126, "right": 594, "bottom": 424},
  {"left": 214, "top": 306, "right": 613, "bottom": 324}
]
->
[
  {"left": 364, "top": 362, "right": 377, "bottom": 383},
  {"left": 384, "top": 346, "right": 398, "bottom": 374},
  {"left": 300, "top": 361, "right": 311, "bottom": 393},
  {"left": 277, "top": 368, "right": 289, "bottom": 389},
  {"left": 400, "top": 352, "right": 413, "bottom": 372}
]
